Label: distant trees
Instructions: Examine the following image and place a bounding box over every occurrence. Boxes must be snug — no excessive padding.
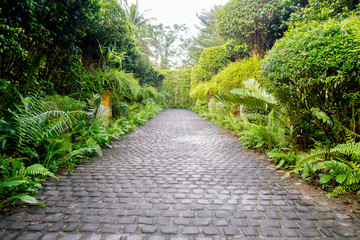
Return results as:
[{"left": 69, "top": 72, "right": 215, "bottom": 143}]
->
[
  {"left": 216, "top": 0, "right": 300, "bottom": 57},
  {"left": 186, "top": 5, "right": 224, "bottom": 65}
]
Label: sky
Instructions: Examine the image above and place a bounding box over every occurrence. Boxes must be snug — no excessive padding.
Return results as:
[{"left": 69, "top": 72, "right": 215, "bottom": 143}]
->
[{"left": 125, "top": 0, "right": 230, "bottom": 36}]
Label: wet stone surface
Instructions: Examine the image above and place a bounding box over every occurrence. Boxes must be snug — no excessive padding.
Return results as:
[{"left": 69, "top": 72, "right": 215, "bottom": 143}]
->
[{"left": 1, "top": 109, "right": 360, "bottom": 239}]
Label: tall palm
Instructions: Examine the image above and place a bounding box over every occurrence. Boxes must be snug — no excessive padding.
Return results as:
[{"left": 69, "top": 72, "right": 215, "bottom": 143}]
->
[{"left": 121, "top": 0, "right": 153, "bottom": 27}]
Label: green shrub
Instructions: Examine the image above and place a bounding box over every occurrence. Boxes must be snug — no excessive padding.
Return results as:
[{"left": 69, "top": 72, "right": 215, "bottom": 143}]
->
[
  {"left": 262, "top": 18, "right": 360, "bottom": 144},
  {"left": 190, "top": 81, "right": 218, "bottom": 102},
  {"left": 44, "top": 95, "right": 87, "bottom": 112},
  {"left": 81, "top": 70, "right": 142, "bottom": 102},
  {"left": 199, "top": 45, "right": 231, "bottom": 74},
  {"left": 190, "top": 64, "right": 212, "bottom": 90},
  {"left": 213, "top": 58, "right": 262, "bottom": 93},
  {"left": 161, "top": 69, "right": 192, "bottom": 108}
]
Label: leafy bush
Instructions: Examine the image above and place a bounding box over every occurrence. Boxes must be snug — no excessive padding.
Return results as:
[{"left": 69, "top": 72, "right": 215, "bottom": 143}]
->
[
  {"left": 213, "top": 58, "right": 262, "bottom": 93},
  {"left": 199, "top": 45, "right": 231, "bottom": 74},
  {"left": 190, "top": 64, "right": 212, "bottom": 90},
  {"left": 161, "top": 69, "right": 192, "bottom": 108},
  {"left": 190, "top": 81, "right": 218, "bottom": 102},
  {"left": 81, "top": 70, "right": 142, "bottom": 102},
  {"left": 262, "top": 18, "right": 360, "bottom": 144}
]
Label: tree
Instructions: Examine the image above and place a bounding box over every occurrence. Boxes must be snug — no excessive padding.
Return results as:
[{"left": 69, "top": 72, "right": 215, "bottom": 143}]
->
[
  {"left": 289, "top": 0, "right": 359, "bottom": 24},
  {"left": 121, "top": 0, "right": 153, "bottom": 27},
  {"left": 186, "top": 5, "right": 225, "bottom": 65},
  {"left": 80, "top": 0, "right": 134, "bottom": 72},
  {"left": 0, "top": 0, "right": 101, "bottom": 95},
  {"left": 141, "top": 24, "right": 188, "bottom": 69},
  {"left": 216, "top": 0, "right": 299, "bottom": 57}
]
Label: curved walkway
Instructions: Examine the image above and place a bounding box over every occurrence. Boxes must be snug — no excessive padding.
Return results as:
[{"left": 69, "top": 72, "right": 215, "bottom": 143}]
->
[{"left": 1, "top": 109, "right": 359, "bottom": 240}]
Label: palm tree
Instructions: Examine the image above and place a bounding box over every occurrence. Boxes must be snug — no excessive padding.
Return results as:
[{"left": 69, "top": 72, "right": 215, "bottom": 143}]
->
[{"left": 121, "top": 0, "right": 153, "bottom": 27}]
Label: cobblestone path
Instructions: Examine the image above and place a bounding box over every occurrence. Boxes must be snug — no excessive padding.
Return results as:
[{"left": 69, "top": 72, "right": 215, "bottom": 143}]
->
[{"left": 1, "top": 109, "right": 360, "bottom": 240}]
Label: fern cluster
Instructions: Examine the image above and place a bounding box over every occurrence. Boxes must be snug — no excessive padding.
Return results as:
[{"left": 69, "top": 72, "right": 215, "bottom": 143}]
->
[{"left": 290, "top": 142, "right": 360, "bottom": 197}]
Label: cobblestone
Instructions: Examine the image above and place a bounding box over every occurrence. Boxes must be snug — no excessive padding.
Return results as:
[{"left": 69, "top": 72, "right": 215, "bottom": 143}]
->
[{"left": 1, "top": 109, "right": 359, "bottom": 239}]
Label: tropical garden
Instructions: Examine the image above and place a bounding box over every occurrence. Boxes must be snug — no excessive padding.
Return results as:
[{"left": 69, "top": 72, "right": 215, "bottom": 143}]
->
[{"left": 1, "top": 0, "right": 360, "bottom": 210}]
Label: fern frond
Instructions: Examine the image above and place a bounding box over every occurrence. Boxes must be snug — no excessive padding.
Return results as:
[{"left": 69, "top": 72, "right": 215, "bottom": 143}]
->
[
  {"left": 64, "top": 145, "right": 102, "bottom": 163},
  {"left": 331, "top": 142, "right": 360, "bottom": 160},
  {"left": 25, "top": 164, "right": 57, "bottom": 179},
  {"left": 327, "top": 184, "right": 360, "bottom": 198},
  {"left": 216, "top": 79, "right": 277, "bottom": 113},
  {"left": 310, "top": 108, "right": 331, "bottom": 124},
  {"left": 296, "top": 148, "right": 329, "bottom": 167},
  {"left": 242, "top": 78, "right": 276, "bottom": 102}
]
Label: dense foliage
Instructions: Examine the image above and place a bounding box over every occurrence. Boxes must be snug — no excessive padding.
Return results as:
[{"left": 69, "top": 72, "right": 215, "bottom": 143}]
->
[
  {"left": 262, "top": 17, "right": 360, "bottom": 144},
  {"left": 190, "top": 58, "right": 261, "bottom": 103},
  {"left": 199, "top": 45, "right": 231, "bottom": 75},
  {"left": 161, "top": 69, "right": 192, "bottom": 108},
  {"left": 216, "top": 0, "right": 299, "bottom": 57}
]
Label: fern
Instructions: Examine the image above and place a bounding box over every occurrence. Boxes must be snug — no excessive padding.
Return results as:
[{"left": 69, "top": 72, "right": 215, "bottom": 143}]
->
[
  {"left": 331, "top": 142, "right": 360, "bottom": 160},
  {"left": 310, "top": 107, "right": 331, "bottom": 124},
  {"left": 216, "top": 79, "right": 278, "bottom": 113},
  {"left": 296, "top": 148, "right": 329, "bottom": 167},
  {"left": 12, "top": 98, "right": 85, "bottom": 152},
  {"left": 25, "top": 164, "right": 58, "bottom": 179}
]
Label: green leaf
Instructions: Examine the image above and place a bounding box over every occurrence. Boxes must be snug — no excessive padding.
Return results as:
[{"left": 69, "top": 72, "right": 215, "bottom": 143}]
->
[
  {"left": 0, "top": 180, "right": 26, "bottom": 188},
  {"left": 335, "top": 174, "right": 348, "bottom": 184},
  {"left": 10, "top": 194, "right": 45, "bottom": 207},
  {"left": 319, "top": 174, "right": 333, "bottom": 184}
]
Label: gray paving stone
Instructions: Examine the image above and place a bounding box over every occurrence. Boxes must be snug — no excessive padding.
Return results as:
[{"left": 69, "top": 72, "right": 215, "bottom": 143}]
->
[
  {"left": 16, "top": 233, "right": 42, "bottom": 240},
  {"left": 261, "top": 227, "right": 282, "bottom": 237},
  {"left": 193, "top": 219, "right": 210, "bottom": 226},
  {"left": 84, "top": 235, "right": 102, "bottom": 240},
  {"left": 161, "top": 226, "right": 178, "bottom": 234},
  {"left": 28, "top": 223, "right": 48, "bottom": 231},
  {"left": 141, "top": 225, "right": 157, "bottom": 233},
  {"left": 59, "top": 234, "right": 83, "bottom": 240},
  {"left": 101, "top": 224, "right": 120, "bottom": 233},
  {"left": 183, "top": 227, "right": 200, "bottom": 235},
  {"left": 124, "top": 224, "right": 137, "bottom": 233},
  {"left": 148, "top": 236, "right": 165, "bottom": 240},
  {"left": 203, "top": 227, "right": 220, "bottom": 235},
  {"left": 224, "top": 227, "right": 240, "bottom": 235},
  {"left": 213, "top": 219, "right": 228, "bottom": 226},
  {"left": 80, "top": 223, "right": 99, "bottom": 232},
  {"left": 242, "top": 228, "right": 259, "bottom": 236},
  {"left": 174, "top": 218, "right": 190, "bottom": 226},
  {"left": 64, "top": 222, "right": 78, "bottom": 231}
]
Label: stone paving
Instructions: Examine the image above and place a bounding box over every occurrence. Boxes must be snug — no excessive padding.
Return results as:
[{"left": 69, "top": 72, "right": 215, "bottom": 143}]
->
[{"left": 1, "top": 109, "right": 360, "bottom": 240}]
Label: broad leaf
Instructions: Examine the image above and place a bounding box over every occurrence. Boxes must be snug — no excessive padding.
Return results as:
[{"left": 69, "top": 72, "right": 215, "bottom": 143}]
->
[
  {"left": 319, "top": 174, "right": 333, "bottom": 184},
  {"left": 335, "top": 174, "right": 348, "bottom": 184},
  {"left": 10, "top": 194, "right": 45, "bottom": 207}
]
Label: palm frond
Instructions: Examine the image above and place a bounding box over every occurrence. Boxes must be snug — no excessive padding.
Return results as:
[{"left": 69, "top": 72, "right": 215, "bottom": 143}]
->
[{"left": 216, "top": 79, "right": 277, "bottom": 113}]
